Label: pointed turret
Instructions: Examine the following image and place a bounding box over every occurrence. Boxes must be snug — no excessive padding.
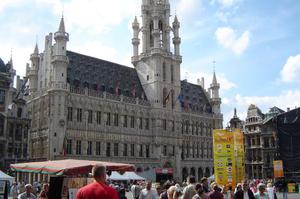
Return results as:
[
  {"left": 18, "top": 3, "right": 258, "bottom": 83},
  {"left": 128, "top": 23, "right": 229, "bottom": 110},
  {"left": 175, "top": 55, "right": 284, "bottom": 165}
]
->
[
  {"left": 132, "top": 16, "right": 140, "bottom": 64},
  {"left": 58, "top": 16, "right": 66, "bottom": 33},
  {"left": 172, "top": 15, "right": 181, "bottom": 56},
  {"left": 34, "top": 43, "right": 39, "bottom": 54},
  {"left": 29, "top": 43, "right": 40, "bottom": 92},
  {"left": 212, "top": 71, "right": 218, "bottom": 85},
  {"left": 209, "top": 71, "right": 221, "bottom": 115},
  {"left": 234, "top": 107, "right": 237, "bottom": 118}
]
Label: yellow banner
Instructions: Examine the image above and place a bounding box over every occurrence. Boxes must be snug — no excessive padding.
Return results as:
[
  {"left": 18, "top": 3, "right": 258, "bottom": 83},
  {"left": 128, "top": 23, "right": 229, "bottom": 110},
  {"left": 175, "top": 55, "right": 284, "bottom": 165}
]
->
[
  {"left": 234, "top": 129, "right": 245, "bottom": 183},
  {"left": 273, "top": 160, "right": 284, "bottom": 178},
  {"left": 213, "top": 129, "right": 236, "bottom": 188}
]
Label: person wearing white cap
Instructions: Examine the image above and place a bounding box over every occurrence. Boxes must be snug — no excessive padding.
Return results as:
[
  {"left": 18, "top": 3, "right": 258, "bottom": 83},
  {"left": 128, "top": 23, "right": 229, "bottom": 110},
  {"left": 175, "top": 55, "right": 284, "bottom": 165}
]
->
[{"left": 18, "top": 184, "right": 36, "bottom": 199}]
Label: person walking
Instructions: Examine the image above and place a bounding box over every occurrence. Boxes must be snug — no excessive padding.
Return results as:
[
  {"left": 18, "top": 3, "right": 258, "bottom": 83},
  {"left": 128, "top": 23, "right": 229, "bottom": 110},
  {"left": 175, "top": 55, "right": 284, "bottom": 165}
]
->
[
  {"left": 139, "top": 181, "right": 159, "bottom": 199},
  {"left": 131, "top": 181, "right": 141, "bottom": 199},
  {"left": 234, "top": 181, "right": 255, "bottom": 199},
  {"left": 38, "top": 183, "right": 49, "bottom": 199},
  {"left": 182, "top": 175, "right": 197, "bottom": 199},
  {"left": 76, "top": 164, "right": 118, "bottom": 199},
  {"left": 201, "top": 178, "right": 210, "bottom": 193},
  {"left": 10, "top": 182, "right": 18, "bottom": 199},
  {"left": 225, "top": 186, "right": 234, "bottom": 199},
  {"left": 208, "top": 183, "right": 224, "bottom": 199},
  {"left": 192, "top": 183, "right": 208, "bottom": 199},
  {"left": 254, "top": 183, "right": 268, "bottom": 199},
  {"left": 18, "top": 184, "right": 36, "bottom": 199}
]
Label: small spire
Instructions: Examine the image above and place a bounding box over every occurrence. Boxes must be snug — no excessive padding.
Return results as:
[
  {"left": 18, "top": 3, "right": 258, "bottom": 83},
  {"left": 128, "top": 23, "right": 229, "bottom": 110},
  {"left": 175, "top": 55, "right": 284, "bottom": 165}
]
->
[
  {"left": 34, "top": 43, "right": 39, "bottom": 54},
  {"left": 58, "top": 16, "right": 66, "bottom": 32},
  {"left": 234, "top": 108, "right": 237, "bottom": 118},
  {"left": 174, "top": 14, "right": 179, "bottom": 23},
  {"left": 212, "top": 71, "right": 218, "bottom": 84}
]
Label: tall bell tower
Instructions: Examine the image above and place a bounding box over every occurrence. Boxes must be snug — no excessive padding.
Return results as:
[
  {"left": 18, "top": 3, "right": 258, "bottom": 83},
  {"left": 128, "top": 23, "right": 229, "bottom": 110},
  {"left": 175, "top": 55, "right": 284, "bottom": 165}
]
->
[{"left": 132, "top": 0, "right": 182, "bottom": 110}]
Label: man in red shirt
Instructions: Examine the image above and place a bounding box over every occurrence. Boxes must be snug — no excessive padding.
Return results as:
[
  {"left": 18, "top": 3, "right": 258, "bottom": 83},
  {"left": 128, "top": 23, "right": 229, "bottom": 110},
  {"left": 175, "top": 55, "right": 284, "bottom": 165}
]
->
[{"left": 76, "top": 164, "right": 118, "bottom": 199}]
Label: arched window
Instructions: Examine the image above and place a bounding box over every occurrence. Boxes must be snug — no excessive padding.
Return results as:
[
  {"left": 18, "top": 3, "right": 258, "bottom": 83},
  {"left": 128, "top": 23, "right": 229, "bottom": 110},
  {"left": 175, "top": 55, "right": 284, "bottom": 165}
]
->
[
  {"left": 159, "top": 20, "right": 164, "bottom": 47},
  {"left": 171, "top": 64, "right": 174, "bottom": 83},
  {"left": 163, "top": 87, "right": 167, "bottom": 107},
  {"left": 162, "top": 62, "right": 166, "bottom": 82},
  {"left": 150, "top": 21, "right": 154, "bottom": 47},
  {"left": 171, "top": 89, "right": 175, "bottom": 109}
]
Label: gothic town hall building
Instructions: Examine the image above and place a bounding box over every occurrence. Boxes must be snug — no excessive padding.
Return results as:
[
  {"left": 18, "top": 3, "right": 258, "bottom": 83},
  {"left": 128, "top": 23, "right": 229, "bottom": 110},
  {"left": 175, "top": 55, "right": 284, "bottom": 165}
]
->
[{"left": 26, "top": 0, "right": 223, "bottom": 181}]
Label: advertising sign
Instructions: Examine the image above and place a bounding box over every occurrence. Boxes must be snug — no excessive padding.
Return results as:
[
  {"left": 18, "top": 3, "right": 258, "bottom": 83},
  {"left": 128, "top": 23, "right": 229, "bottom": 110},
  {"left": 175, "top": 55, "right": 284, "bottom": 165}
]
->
[
  {"left": 273, "top": 160, "right": 284, "bottom": 178},
  {"left": 213, "top": 129, "right": 236, "bottom": 188},
  {"left": 234, "top": 129, "right": 245, "bottom": 183}
]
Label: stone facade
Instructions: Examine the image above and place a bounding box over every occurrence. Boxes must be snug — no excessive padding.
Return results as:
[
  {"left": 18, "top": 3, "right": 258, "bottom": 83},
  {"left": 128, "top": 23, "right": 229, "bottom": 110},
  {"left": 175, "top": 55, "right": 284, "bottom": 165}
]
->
[
  {"left": 244, "top": 105, "right": 283, "bottom": 179},
  {"left": 0, "top": 57, "right": 30, "bottom": 171},
  {"left": 26, "top": 0, "right": 223, "bottom": 181}
]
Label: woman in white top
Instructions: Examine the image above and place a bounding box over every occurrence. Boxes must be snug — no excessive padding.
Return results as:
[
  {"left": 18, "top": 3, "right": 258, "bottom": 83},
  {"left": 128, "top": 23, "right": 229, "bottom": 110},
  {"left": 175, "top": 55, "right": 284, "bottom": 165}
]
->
[{"left": 266, "top": 183, "right": 275, "bottom": 199}]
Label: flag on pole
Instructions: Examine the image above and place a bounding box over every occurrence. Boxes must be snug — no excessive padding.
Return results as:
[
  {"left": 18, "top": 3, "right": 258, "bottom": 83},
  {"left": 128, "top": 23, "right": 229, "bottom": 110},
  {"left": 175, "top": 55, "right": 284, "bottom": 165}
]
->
[{"left": 164, "top": 90, "right": 171, "bottom": 104}]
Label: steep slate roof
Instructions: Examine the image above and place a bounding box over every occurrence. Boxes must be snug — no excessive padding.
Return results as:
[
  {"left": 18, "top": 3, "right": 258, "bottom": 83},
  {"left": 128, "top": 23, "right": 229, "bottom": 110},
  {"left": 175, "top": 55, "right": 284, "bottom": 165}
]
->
[
  {"left": 66, "top": 51, "right": 146, "bottom": 99},
  {"left": 66, "top": 51, "right": 212, "bottom": 113},
  {"left": 180, "top": 80, "right": 212, "bottom": 114}
]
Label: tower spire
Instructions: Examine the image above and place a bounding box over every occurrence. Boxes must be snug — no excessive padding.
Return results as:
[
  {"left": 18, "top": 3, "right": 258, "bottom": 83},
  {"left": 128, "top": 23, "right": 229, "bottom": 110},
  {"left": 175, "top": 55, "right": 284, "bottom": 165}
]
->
[
  {"left": 58, "top": 16, "right": 66, "bottom": 33},
  {"left": 34, "top": 43, "right": 39, "bottom": 54}
]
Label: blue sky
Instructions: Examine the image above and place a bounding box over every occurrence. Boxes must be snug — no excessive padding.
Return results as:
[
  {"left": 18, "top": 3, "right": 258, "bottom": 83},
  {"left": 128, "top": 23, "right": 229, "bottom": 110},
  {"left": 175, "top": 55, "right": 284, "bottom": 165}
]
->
[{"left": 0, "top": 0, "right": 299, "bottom": 125}]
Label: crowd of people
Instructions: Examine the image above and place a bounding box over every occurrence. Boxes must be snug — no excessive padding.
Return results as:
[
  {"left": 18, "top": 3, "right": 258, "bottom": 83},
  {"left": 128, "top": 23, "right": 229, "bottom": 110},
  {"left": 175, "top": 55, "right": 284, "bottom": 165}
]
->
[
  {"left": 9, "top": 181, "right": 49, "bottom": 199},
  {"left": 129, "top": 176, "right": 280, "bottom": 199}
]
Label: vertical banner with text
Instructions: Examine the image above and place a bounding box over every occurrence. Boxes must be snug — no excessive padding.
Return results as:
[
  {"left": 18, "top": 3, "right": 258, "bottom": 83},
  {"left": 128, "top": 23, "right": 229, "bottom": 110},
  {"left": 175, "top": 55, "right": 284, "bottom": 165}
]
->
[
  {"left": 234, "top": 129, "right": 245, "bottom": 183},
  {"left": 273, "top": 160, "right": 284, "bottom": 178},
  {"left": 213, "top": 129, "right": 236, "bottom": 188}
]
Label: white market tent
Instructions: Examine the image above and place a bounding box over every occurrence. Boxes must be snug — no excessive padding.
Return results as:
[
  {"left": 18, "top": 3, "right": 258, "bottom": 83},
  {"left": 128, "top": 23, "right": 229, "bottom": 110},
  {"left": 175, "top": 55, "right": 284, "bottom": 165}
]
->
[
  {"left": 0, "top": 170, "right": 14, "bottom": 184},
  {"left": 109, "top": 171, "right": 145, "bottom": 181},
  {"left": 123, "top": 172, "right": 145, "bottom": 180}
]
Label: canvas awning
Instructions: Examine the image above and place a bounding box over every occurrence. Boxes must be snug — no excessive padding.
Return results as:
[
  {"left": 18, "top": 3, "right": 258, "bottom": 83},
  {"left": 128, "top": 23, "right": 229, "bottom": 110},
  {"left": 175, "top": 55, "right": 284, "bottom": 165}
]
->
[
  {"left": 108, "top": 171, "right": 145, "bottom": 181},
  {"left": 10, "top": 159, "right": 134, "bottom": 176},
  {"left": 0, "top": 170, "right": 15, "bottom": 184}
]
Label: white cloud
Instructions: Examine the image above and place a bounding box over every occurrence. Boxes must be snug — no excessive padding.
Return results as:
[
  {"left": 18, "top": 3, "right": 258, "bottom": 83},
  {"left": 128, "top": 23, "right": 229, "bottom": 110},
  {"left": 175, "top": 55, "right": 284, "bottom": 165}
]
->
[
  {"left": 222, "top": 90, "right": 300, "bottom": 125},
  {"left": 211, "top": 0, "right": 240, "bottom": 7},
  {"left": 181, "top": 67, "right": 236, "bottom": 91},
  {"left": 176, "top": 0, "right": 200, "bottom": 18},
  {"left": 215, "top": 27, "right": 250, "bottom": 55},
  {"left": 280, "top": 54, "right": 300, "bottom": 83},
  {"left": 0, "top": 0, "right": 21, "bottom": 11}
]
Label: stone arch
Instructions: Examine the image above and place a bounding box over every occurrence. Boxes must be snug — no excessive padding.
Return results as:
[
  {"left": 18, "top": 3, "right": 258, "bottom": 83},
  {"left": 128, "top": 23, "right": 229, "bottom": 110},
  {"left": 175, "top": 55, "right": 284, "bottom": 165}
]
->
[
  {"left": 182, "top": 167, "right": 188, "bottom": 181},
  {"left": 198, "top": 167, "right": 203, "bottom": 180},
  {"left": 205, "top": 167, "right": 210, "bottom": 177}
]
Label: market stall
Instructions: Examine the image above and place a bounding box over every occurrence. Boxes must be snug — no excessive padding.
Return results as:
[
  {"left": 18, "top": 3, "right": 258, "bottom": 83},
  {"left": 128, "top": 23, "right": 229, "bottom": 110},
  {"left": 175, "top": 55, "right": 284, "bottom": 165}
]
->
[{"left": 10, "top": 159, "right": 135, "bottom": 199}]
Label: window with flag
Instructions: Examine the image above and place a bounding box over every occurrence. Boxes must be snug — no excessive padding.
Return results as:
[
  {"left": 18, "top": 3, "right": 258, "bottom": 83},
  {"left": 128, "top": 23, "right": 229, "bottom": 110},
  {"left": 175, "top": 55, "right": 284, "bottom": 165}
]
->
[
  {"left": 77, "top": 108, "right": 82, "bottom": 122},
  {"left": 88, "top": 110, "right": 93, "bottom": 124},
  {"left": 66, "top": 139, "right": 72, "bottom": 155},
  {"left": 87, "top": 141, "right": 92, "bottom": 155},
  {"left": 67, "top": 107, "right": 73, "bottom": 121},
  {"left": 76, "top": 140, "right": 81, "bottom": 155},
  {"left": 96, "top": 142, "right": 101, "bottom": 156}
]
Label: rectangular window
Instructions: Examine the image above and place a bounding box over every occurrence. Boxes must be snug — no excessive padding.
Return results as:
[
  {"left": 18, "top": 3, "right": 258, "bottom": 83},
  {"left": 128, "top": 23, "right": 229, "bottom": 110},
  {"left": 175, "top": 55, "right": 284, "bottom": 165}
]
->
[
  {"left": 106, "top": 113, "right": 111, "bottom": 126},
  {"left": 96, "top": 142, "right": 101, "bottom": 156},
  {"left": 0, "top": 90, "right": 5, "bottom": 104},
  {"left": 96, "top": 111, "right": 101, "bottom": 124},
  {"left": 139, "top": 117, "right": 143, "bottom": 129},
  {"left": 77, "top": 108, "right": 82, "bottom": 122},
  {"left": 106, "top": 143, "right": 111, "bottom": 157},
  {"left": 123, "top": 115, "right": 128, "bottom": 127},
  {"left": 88, "top": 110, "right": 93, "bottom": 124},
  {"left": 131, "top": 144, "right": 135, "bottom": 157},
  {"left": 163, "top": 119, "right": 167, "bottom": 131},
  {"left": 171, "top": 121, "right": 175, "bottom": 132},
  {"left": 76, "top": 140, "right": 81, "bottom": 155},
  {"left": 123, "top": 144, "right": 128, "bottom": 157},
  {"left": 130, "top": 116, "right": 135, "bottom": 128},
  {"left": 114, "top": 113, "right": 118, "bottom": 126},
  {"left": 114, "top": 143, "right": 118, "bottom": 156},
  {"left": 173, "top": 146, "right": 175, "bottom": 156},
  {"left": 146, "top": 145, "right": 150, "bottom": 158},
  {"left": 163, "top": 145, "right": 167, "bottom": 156},
  {"left": 139, "top": 145, "right": 143, "bottom": 157},
  {"left": 67, "top": 107, "right": 73, "bottom": 121},
  {"left": 66, "top": 139, "right": 72, "bottom": 155},
  {"left": 87, "top": 141, "right": 92, "bottom": 155},
  {"left": 145, "top": 118, "right": 149, "bottom": 130}
]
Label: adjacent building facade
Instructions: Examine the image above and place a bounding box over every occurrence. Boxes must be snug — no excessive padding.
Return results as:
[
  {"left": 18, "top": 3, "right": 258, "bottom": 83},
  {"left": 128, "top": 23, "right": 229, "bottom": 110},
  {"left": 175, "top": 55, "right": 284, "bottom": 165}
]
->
[
  {"left": 0, "top": 57, "right": 30, "bottom": 171},
  {"left": 25, "top": 0, "right": 223, "bottom": 181},
  {"left": 244, "top": 105, "right": 284, "bottom": 179}
]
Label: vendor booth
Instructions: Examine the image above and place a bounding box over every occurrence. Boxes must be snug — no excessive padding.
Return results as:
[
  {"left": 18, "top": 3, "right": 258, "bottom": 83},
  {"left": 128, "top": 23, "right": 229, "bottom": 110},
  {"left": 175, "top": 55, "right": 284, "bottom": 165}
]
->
[{"left": 11, "top": 159, "right": 134, "bottom": 199}]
